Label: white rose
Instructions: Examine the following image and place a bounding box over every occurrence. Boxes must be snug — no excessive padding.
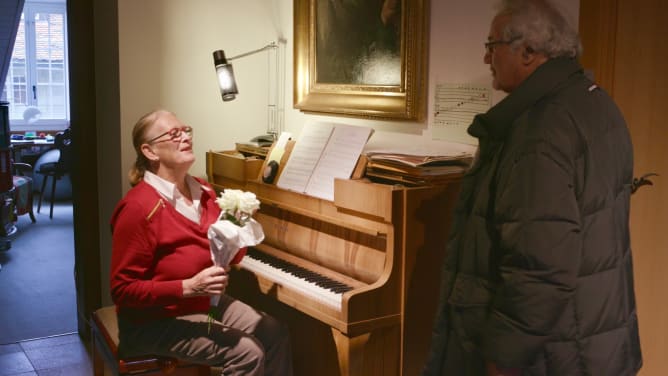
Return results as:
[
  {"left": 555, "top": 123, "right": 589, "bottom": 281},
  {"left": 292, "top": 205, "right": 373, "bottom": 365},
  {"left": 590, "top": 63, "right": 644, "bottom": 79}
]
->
[
  {"left": 216, "top": 189, "right": 243, "bottom": 211},
  {"left": 215, "top": 189, "right": 260, "bottom": 226},
  {"left": 238, "top": 191, "right": 260, "bottom": 213}
]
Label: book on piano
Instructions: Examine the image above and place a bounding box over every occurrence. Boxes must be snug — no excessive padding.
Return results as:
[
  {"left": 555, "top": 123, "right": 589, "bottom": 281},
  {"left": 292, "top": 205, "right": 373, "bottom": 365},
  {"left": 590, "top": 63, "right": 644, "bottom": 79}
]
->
[
  {"left": 366, "top": 158, "right": 471, "bottom": 176},
  {"left": 363, "top": 141, "right": 475, "bottom": 186},
  {"left": 276, "top": 122, "right": 373, "bottom": 201},
  {"left": 365, "top": 162, "right": 467, "bottom": 186},
  {"left": 364, "top": 141, "right": 475, "bottom": 168}
]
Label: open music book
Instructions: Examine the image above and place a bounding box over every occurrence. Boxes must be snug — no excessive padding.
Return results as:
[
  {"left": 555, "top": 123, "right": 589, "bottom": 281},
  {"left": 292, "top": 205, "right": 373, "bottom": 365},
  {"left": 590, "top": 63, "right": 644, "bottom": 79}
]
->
[{"left": 276, "top": 122, "right": 374, "bottom": 201}]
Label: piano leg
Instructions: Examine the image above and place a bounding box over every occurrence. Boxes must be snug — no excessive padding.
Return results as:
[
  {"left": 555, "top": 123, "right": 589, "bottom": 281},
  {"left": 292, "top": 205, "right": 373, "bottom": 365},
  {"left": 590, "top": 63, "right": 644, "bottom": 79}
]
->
[{"left": 331, "top": 329, "right": 371, "bottom": 376}]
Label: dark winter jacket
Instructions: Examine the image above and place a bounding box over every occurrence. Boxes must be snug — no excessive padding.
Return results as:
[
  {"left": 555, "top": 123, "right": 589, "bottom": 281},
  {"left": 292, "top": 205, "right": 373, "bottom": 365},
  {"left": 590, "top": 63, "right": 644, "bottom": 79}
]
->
[{"left": 423, "top": 57, "right": 642, "bottom": 375}]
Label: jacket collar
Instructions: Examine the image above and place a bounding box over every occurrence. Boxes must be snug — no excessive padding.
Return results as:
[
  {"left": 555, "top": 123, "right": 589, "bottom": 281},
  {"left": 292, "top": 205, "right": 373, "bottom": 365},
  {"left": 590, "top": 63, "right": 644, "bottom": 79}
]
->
[{"left": 468, "top": 57, "right": 583, "bottom": 141}]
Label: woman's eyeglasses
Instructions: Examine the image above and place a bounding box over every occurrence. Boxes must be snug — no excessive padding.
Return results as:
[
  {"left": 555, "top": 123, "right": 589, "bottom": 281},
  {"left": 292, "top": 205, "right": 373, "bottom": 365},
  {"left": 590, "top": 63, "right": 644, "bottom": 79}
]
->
[{"left": 147, "top": 126, "right": 193, "bottom": 144}]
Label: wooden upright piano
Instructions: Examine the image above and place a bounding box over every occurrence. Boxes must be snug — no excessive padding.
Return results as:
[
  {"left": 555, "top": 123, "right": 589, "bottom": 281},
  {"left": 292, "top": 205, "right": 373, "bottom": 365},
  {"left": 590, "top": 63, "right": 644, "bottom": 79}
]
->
[{"left": 207, "top": 151, "right": 461, "bottom": 376}]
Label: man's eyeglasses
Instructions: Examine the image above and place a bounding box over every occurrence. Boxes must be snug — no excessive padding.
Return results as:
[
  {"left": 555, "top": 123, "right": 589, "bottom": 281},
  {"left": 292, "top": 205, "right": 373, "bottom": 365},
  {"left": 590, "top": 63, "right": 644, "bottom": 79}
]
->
[
  {"left": 147, "top": 126, "right": 193, "bottom": 144},
  {"left": 484, "top": 37, "right": 520, "bottom": 53}
]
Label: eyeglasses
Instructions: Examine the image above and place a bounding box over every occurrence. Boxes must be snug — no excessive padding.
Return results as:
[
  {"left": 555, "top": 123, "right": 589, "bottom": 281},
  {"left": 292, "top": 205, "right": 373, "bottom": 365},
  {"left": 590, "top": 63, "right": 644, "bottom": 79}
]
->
[
  {"left": 484, "top": 37, "right": 520, "bottom": 53},
  {"left": 146, "top": 126, "right": 193, "bottom": 144}
]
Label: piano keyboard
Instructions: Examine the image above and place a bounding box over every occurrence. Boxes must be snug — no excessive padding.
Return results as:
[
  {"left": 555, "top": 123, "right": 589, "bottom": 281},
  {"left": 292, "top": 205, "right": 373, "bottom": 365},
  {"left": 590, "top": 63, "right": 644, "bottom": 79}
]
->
[{"left": 239, "top": 248, "right": 354, "bottom": 311}]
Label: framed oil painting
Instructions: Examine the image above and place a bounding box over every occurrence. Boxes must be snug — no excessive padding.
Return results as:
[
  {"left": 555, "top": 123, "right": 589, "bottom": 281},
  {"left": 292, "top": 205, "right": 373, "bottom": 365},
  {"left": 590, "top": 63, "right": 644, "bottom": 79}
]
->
[{"left": 294, "top": 0, "right": 428, "bottom": 121}]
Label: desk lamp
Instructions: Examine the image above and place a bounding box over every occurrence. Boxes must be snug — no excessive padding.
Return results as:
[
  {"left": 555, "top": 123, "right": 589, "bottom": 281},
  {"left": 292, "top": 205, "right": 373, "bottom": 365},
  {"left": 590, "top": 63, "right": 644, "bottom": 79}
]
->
[{"left": 213, "top": 40, "right": 285, "bottom": 146}]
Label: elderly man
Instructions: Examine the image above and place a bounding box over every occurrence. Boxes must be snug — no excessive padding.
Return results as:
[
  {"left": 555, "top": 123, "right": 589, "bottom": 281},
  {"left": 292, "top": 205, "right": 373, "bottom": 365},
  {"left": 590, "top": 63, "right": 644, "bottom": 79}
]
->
[{"left": 422, "top": 1, "right": 642, "bottom": 375}]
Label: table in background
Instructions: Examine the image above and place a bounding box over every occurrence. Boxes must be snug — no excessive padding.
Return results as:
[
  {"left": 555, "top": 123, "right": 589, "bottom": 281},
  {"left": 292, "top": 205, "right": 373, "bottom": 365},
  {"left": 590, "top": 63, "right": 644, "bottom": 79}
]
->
[{"left": 10, "top": 139, "right": 55, "bottom": 164}]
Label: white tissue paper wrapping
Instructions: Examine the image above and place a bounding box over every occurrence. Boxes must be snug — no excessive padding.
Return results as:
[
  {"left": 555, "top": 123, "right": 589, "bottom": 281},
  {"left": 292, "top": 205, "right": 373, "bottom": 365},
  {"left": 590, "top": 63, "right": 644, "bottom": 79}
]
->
[{"left": 207, "top": 218, "right": 264, "bottom": 307}]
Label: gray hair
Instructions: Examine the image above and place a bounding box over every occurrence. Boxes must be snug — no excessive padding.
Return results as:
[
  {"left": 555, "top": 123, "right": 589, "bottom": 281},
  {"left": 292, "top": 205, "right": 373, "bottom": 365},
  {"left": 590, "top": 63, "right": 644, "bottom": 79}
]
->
[{"left": 496, "top": 0, "right": 582, "bottom": 58}]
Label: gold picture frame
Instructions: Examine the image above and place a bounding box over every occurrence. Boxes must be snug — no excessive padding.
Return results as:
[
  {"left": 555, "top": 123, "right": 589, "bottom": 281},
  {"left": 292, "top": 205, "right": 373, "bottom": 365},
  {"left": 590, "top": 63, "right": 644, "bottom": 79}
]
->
[{"left": 293, "top": 0, "right": 429, "bottom": 121}]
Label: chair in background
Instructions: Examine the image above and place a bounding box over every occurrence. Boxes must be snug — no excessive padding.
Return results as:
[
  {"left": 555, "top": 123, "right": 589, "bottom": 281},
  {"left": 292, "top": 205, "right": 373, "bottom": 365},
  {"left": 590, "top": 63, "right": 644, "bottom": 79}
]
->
[
  {"left": 12, "top": 162, "right": 36, "bottom": 224},
  {"left": 36, "top": 128, "right": 72, "bottom": 219}
]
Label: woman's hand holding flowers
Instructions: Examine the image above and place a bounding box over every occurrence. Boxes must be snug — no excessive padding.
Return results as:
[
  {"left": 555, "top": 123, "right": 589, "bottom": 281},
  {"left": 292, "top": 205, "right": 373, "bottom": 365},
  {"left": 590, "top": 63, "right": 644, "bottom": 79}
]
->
[
  {"left": 206, "top": 189, "right": 265, "bottom": 333},
  {"left": 183, "top": 265, "right": 229, "bottom": 298}
]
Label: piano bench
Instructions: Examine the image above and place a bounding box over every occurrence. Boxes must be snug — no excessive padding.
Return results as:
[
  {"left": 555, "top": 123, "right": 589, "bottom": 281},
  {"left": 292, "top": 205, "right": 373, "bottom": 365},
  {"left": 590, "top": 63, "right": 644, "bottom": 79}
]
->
[{"left": 91, "top": 306, "right": 210, "bottom": 376}]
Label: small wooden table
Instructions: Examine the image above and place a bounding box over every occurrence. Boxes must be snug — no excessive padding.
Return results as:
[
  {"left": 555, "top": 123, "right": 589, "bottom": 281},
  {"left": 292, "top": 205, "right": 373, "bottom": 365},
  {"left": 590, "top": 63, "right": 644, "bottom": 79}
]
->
[{"left": 10, "top": 139, "right": 54, "bottom": 164}]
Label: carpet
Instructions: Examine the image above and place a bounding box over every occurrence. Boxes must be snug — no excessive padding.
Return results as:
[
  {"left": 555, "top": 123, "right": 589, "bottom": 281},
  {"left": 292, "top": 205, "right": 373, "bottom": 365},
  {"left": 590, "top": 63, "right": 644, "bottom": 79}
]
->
[{"left": 0, "top": 202, "right": 77, "bottom": 344}]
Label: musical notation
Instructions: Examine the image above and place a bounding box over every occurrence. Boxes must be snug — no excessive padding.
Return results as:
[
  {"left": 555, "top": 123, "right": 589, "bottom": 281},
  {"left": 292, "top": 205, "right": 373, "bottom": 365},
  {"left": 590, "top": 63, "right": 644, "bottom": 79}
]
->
[
  {"left": 432, "top": 83, "right": 491, "bottom": 145},
  {"left": 276, "top": 122, "right": 373, "bottom": 201}
]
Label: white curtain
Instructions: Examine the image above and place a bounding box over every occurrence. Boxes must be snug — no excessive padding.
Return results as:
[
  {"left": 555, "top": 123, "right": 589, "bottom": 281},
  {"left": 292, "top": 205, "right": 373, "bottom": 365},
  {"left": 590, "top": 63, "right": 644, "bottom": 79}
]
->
[{"left": 0, "top": 0, "right": 25, "bottom": 91}]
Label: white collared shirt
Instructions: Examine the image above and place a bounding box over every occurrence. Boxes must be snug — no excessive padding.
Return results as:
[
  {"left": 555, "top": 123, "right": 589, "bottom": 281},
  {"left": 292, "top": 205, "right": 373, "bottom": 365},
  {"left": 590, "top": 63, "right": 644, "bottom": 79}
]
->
[{"left": 143, "top": 171, "right": 203, "bottom": 223}]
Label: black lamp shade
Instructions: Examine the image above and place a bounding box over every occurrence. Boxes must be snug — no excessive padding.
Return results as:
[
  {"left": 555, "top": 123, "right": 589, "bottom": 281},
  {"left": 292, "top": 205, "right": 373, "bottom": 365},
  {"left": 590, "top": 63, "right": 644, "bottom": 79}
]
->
[{"left": 213, "top": 50, "right": 238, "bottom": 101}]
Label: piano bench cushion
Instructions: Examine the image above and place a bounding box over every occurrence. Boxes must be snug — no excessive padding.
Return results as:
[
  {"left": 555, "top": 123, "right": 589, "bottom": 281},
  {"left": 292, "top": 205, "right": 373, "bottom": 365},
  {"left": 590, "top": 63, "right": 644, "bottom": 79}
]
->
[{"left": 91, "top": 306, "right": 210, "bottom": 376}]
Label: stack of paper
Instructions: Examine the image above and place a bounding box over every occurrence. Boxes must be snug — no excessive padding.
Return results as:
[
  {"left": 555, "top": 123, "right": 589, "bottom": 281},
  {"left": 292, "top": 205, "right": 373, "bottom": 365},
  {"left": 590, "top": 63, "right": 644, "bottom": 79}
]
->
[{"left": 363, "top": 143, "right": 475, "bottom": 186}]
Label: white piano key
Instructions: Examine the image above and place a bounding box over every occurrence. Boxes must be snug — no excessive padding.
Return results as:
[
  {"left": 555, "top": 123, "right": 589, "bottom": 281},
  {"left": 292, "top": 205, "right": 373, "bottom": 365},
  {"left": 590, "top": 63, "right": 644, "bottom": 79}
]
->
[{"left": 239, "top": 255, "right": 343, "bottom": 311}]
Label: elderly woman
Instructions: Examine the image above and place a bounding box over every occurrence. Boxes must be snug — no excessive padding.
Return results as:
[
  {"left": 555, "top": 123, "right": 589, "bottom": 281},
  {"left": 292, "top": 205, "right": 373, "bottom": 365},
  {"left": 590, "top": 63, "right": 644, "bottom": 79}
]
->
[{"left": 110, "top": 109, "right": 292, "bottom": 375}]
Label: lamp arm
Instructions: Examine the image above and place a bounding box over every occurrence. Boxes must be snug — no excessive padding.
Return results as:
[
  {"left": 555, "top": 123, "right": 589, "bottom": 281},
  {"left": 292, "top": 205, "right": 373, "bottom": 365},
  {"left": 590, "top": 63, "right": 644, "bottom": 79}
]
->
[
  {"left": 215, "top": 39, "right": 286, "bottom": 138},
  {"left": 228, "top": 42, "right": 279, "bottom": 61}
]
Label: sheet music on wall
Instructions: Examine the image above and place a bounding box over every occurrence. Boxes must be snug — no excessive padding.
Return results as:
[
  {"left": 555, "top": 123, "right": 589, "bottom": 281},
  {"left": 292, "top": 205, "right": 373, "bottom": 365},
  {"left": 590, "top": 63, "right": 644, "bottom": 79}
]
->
[{"left": 432, "top": 83, "right": 492, "bottom": 145}]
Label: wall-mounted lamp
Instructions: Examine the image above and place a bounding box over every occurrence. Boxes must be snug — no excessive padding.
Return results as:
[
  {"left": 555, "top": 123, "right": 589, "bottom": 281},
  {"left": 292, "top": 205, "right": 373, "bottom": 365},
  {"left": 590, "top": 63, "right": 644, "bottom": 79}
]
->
[
  {"left": 212, "top": 49, "right": 239, "bottom": 102},
  {"left": 213, "top": 40, "right": 285, "bottom": 144}
]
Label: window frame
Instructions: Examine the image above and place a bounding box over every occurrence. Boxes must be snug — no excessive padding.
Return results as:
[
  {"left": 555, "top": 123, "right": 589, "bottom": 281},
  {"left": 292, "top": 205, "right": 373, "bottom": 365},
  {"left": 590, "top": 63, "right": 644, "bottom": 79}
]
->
[{"left": 3, "top": 0, "right": 70, "bottom": 132}]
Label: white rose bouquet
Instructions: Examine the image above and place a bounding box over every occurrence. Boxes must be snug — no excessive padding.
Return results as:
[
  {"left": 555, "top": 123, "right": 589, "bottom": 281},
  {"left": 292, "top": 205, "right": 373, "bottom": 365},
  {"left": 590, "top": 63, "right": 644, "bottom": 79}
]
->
[
  {"left": 208, "top": 189, "right": 264, "bottom": 266},
  {"left": 206, "top": 189, "right": 264, "bottom": 331}
]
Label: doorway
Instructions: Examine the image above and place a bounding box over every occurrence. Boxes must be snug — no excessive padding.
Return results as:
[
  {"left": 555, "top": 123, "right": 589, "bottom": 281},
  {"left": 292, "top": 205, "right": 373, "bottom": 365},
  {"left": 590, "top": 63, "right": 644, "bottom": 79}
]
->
[{"left": 0, "top": 0, "right": 77, "bottom": 344}]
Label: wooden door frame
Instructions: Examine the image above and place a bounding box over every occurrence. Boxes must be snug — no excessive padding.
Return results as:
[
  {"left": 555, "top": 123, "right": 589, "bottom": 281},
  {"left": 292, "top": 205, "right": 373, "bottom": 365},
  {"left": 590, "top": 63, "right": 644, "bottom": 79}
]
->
[
  {"left": 580, "top": 1, "right": 668, "bottom": 375},
  {"left": 578, "top": 0, "right": 618, "bottom": 92},
  {"left": 67, "top": 0, "right": 102, "bottom": 338}
]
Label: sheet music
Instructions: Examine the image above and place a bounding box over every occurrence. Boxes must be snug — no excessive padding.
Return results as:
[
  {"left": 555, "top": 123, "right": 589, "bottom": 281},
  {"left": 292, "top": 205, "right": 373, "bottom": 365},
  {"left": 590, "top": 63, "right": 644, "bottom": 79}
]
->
[
  {"left": 277, "top": 123, "right": 334, "bottom": 193},
  {"left": 432, "top": 83, "right": 491, "bottom": 145},
  {"left": 306, "top": 124, "right": 373, "bottom": 201},
  {"left": 276, "top": 122, "right": 373, "bottom": 201}
]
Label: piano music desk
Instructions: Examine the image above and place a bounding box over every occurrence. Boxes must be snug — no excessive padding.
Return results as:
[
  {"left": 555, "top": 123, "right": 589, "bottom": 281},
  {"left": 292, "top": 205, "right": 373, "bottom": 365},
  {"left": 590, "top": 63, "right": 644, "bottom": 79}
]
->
[{"left": 207, "top": 152, "right": 461, "bottom": 376}]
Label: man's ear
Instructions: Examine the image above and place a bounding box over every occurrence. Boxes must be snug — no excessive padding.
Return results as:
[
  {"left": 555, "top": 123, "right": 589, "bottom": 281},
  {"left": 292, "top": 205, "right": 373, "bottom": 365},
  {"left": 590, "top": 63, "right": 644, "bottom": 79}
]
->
[
  {"left": 141, "top": 143, "right": 159, "bottom": 162},
  {"left": 522, "top": 46, "right": 535, "bottom": 64},
  {"left": 522, "top": 46, "right": 534, "bottom": 64}
]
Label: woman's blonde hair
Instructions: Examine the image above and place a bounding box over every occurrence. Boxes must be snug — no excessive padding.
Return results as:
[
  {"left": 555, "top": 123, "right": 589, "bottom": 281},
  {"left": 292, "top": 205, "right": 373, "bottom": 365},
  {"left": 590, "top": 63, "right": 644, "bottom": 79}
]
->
[{"left": 128, "top": 109, "right": 171, "bottom": 186}]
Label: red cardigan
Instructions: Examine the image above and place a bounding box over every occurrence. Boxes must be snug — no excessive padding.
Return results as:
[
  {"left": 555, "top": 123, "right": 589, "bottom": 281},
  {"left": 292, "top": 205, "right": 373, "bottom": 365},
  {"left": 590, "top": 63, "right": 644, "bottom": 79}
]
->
[{"left": 110, "top": 178, "right": 221, "bottom": 323}]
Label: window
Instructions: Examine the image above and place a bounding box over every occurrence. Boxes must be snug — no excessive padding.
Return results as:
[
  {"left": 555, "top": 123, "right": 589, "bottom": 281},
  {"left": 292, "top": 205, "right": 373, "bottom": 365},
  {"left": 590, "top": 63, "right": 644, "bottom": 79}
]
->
[{"left": 2, "top": 0, "right": 69, "bottom": 131}]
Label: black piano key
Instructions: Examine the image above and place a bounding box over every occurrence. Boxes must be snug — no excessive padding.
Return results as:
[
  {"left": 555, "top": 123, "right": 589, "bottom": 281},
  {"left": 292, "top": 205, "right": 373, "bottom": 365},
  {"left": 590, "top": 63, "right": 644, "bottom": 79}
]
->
[{"left": 246, "top": 248, "right": 353, "bottom": 293}]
